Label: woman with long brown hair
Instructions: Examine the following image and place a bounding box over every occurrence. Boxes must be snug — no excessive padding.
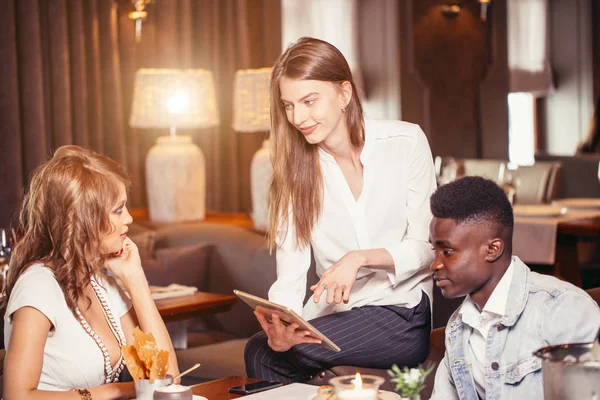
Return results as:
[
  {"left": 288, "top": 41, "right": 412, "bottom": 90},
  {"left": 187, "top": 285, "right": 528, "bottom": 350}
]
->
[
  {"left": 244, "top": 37, "right": 436, "bottom": 382},
  {"left": 2, "top": 146, "right": 178, "bottom": 399}
]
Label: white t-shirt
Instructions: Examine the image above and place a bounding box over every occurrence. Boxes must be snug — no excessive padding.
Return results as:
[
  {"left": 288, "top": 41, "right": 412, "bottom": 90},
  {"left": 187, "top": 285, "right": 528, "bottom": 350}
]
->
[
  {"left": 4, "top": 264, "right": 132, "bottom": 391},
  {"left": 269, "top": 119, "right": 436, "bottom": 320}
]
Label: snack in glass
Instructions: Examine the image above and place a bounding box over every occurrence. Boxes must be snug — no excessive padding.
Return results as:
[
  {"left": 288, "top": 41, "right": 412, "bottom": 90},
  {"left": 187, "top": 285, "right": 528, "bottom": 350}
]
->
[{"left": 123, "top": 327, "right": 173, "bottom": 400}]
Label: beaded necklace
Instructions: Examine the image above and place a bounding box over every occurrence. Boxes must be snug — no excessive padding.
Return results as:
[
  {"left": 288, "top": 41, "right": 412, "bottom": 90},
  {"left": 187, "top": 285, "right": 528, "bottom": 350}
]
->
[{"left": 75, "top": 278, "right": 127, "bottom": 383}]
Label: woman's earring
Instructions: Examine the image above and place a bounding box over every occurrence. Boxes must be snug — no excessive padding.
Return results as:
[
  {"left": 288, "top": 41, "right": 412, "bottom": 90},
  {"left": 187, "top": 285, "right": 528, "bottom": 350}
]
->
[{"left": 341, "top": 106, "right": 346, "bottom": 113}]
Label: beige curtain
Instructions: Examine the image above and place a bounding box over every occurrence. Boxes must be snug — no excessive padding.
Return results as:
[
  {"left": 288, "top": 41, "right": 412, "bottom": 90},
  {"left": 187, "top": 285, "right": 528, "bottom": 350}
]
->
[
  {"left": 281, "top": 0, "right": 364, "bottom": 91},
  {"left": 508, "top": 0, "right": 553, "bottom": 94},
  {"left": 0, "top": 0, "right": 282, "bottom": 227}
]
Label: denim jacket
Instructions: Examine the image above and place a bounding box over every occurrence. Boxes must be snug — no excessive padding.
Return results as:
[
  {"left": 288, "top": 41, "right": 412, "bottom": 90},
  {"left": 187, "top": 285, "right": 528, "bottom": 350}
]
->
[{"left": 430, "top": 256, "right": 600, "bottom": 400}]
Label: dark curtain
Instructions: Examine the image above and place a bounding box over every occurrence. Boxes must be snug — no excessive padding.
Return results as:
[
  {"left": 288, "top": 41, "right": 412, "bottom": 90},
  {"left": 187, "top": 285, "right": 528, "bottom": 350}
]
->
[{"left": 0, "top": 0, "right": 282, "bottom": 227}]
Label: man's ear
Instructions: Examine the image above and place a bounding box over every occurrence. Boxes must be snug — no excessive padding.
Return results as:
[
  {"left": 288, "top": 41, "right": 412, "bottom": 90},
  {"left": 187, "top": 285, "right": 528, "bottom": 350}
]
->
[{"left": 485, "top": 238, "right": 504, "bottom": 262}]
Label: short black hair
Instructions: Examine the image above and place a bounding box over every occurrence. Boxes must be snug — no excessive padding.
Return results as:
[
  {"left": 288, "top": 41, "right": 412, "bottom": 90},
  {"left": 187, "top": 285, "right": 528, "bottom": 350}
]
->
[{"left": 430, "top": 176, "right": 514, "bottom": 230}]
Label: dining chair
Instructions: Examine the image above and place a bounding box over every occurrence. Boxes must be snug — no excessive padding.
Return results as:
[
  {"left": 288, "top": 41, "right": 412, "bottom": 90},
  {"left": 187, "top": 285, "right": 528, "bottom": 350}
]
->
[
  {"left": 510, "top": 161, "right": 563, "bottom": 204},
  {"left": 462, "top": 159, "right": 506, "bottom": 181}
]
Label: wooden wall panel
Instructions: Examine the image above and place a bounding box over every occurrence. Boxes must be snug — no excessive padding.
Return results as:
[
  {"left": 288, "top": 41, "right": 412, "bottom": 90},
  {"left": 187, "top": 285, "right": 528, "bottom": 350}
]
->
[
  {"left": 479, "top": 1, "right": 510, "bottom": 159},
  {"left": 399, "top": 0, "right": 509, "bottom": 159},
  {"left": 399, "top": 0, "right": 430, "bottom": 137}
]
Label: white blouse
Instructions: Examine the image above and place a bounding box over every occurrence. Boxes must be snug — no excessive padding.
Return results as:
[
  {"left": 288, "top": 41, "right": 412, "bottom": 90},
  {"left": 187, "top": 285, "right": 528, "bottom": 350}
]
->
[
  {"left": 4, "top": 264, "right": 132, "bottom": 391},
  {"left": 269, "top": 118, "right": 436, "bottom": 320}
]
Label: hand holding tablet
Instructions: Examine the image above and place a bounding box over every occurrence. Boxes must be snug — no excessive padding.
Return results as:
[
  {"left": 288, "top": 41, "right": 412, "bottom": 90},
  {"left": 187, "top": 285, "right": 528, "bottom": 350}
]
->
[{"left": 234, "top": 290, "right": 341, "bottom": 352}]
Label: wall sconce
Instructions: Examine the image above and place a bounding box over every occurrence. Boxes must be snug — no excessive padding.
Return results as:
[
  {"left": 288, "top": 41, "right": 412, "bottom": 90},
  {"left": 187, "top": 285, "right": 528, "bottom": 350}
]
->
[
  {"left": 128, "top": 0, "right": 152, "bottom": 43},
  {"left": 441, "top": 1, "right": 491, "bottom": 21},
  {"left": 441, "top": 4, "right": 461, "bottom": 19},
  {"left": 479, "top": 0, "right": 491, "bottom": 21}
]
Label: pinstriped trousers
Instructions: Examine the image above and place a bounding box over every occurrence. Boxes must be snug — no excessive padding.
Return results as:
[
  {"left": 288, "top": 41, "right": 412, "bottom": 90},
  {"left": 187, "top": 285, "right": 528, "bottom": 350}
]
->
[{"left": 244, "top": 293, "right": 431, "bottom": 383}]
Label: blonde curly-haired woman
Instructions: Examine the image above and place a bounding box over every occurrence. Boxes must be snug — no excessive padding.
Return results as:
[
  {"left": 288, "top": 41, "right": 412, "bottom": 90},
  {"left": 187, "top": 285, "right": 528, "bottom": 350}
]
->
[{"left": 3, "top": 145, "right": 179, "bottom": 399}]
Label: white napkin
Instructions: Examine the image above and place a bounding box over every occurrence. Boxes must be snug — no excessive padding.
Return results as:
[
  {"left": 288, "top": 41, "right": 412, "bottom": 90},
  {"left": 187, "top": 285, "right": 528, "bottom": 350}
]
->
[{"left": 150, "top": 284, "right": 198, "bottom": 300}]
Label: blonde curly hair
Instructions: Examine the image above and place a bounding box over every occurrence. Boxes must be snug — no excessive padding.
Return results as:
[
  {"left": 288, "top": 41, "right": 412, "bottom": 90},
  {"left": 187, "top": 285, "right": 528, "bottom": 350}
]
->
[{"left": 3, "top": 145, "right": 130, "bottom": 313}]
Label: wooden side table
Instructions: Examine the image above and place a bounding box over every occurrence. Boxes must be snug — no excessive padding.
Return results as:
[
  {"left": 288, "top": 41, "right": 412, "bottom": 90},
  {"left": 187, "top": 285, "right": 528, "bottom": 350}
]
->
[
  {"left": 154, "top": 292, "right": 236, "bottom": 349},
  {"left": 155, "top": 292, "right": 237, "bottom": 323}
]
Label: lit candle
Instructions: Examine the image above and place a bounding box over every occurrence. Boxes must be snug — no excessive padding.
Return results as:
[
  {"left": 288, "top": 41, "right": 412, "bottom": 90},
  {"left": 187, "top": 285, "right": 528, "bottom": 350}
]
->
[{"left": 336, "top": 373, "right": 379, "bottom": 400}]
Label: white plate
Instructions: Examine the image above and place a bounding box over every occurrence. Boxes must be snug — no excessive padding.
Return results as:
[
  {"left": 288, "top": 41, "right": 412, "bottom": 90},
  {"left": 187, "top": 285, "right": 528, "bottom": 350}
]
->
[
  {"left": 513, "top": 205, "right": 566, "bottom": 218},
  {"left": 133, "top": 396, "right": 207, "bottom": 400},
  {"left": 552, "top": 198, "right": 600, "bottom": 210},
  {"left": 310, "top": 391, "right": 401, "bottom": 400}
]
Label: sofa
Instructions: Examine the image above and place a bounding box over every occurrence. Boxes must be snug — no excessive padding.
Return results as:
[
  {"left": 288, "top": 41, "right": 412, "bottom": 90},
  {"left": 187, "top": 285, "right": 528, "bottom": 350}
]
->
[
  {"left": 130, "top": 221, "right": 274, "bottom": 380},
  {"left": 130, "top": 220, "right": 320, "bottom": 381},
  {"left": 130, "top": 219, "right": 461, "bottom": 388}
]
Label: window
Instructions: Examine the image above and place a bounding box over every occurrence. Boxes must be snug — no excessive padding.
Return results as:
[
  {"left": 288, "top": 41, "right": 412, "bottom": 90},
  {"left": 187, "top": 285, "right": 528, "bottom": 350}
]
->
[{"left": 508, "top": 92, "right": 535, "bottom": 166}]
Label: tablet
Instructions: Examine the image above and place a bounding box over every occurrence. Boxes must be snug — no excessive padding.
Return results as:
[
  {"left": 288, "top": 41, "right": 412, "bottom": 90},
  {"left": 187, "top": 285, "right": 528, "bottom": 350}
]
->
[{"left": 233, "top": 289, "right": 341, "bottom": 352}]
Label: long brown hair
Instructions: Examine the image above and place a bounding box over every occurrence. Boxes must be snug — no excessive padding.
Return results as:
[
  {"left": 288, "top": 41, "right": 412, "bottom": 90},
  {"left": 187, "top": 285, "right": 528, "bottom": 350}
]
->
[
  {"left": 267, "top": 37, "right": 365, "bottom": 250},
  {"left": 3, "top": 145, "right": 130, "bottom": 313}
]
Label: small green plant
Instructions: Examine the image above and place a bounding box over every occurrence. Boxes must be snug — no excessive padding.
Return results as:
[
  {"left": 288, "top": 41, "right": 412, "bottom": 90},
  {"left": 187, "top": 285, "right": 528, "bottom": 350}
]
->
[{"left": 387, "top": 362, "right": 436, "bottom": 398}]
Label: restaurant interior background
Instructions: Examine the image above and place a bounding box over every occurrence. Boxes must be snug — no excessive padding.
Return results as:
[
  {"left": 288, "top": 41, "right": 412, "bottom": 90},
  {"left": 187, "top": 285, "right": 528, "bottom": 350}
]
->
[
  {"left": 1, "top": 0, "right": 600, "bottom": 391},
  {"left": 1, "top": 0, "right": 598, "bottom": 225}
]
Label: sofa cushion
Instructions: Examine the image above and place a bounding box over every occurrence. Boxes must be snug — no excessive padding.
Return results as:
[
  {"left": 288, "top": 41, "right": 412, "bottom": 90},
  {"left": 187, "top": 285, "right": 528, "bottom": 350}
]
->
[
  {"left": 175, "top": 338, "right": 248, "bottom": 379},
  {"left": 129, "top": 230, "right": 156, "bottom": 260},
  {"left": 187, "top": 330, "right": 237, "bottom": 347},
  {"left": 142, "top": 244, "right": 212, "bottom": 292},
  {"left": 152, "top": 222, "right": 277, "bottom": 338},
  {"left": 128, "top": 221, "right": 155, "bottom": 236}
]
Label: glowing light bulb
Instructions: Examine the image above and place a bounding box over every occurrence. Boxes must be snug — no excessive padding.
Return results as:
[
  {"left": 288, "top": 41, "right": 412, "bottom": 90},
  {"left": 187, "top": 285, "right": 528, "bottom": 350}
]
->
[{"left": 167, "top": 94, "right": 188, "bottom": 114}]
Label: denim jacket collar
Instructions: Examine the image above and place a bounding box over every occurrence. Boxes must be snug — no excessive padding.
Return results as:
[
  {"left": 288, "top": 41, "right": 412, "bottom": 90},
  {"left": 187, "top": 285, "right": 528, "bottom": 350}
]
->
[
  {"left": 499, "top": 256, "right": 529, "bottom": 327},
  {"left": 450, "top": 256, "right": 527, "bottom": 331}
]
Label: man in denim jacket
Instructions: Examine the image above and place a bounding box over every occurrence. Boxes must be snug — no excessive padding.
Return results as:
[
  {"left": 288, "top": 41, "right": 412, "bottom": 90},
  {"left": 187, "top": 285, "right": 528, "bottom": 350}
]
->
[{"left": 429, "top": 176, "right": 600, "bottom": 400}]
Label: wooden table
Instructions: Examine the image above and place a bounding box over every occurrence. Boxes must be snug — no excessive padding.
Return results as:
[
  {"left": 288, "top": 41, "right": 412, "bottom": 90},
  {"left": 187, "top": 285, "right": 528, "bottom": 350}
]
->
[
  {"left": 155, "top": 292, "right": 237, "bottom": 323},
  {"left": 190, "top": 376, "right": 260, "bottom": 399},
  {"left": 553, "top": 215, "right": 600, "bottom": 287}
]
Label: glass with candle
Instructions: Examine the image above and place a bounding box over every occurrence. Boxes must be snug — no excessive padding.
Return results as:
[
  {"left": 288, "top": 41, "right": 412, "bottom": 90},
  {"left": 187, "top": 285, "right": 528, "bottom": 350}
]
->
[{"left": 330, "top": 372, "right": 384, "bottom": 400}]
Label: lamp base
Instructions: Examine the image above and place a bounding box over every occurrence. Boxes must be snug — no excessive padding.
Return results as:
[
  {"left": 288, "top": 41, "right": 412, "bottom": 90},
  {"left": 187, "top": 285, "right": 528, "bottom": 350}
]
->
[
  {"left": 145, "top": 135, "right": 206, "bottom": 222},
  {"left": 250, "top": 139, "right": 272, "bottom": 231}
]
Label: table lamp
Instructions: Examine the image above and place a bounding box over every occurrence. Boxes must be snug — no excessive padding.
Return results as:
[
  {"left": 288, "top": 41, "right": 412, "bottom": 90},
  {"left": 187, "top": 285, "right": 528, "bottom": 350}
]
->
[
  {"left": 130, "top": 68, "right": 220, "bottom": 222},
  {"left": 232, "top": 67, "right": 272, "bottom": 230}
]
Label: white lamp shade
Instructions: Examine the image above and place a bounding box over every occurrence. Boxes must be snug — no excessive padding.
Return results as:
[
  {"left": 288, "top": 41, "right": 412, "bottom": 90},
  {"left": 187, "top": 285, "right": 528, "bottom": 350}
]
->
[
  {"left": 129, "top": 68, "right": 220, "bottom": 129},
  {"left": 232, "top": 68, "right": 272, "bottom": 132}
]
